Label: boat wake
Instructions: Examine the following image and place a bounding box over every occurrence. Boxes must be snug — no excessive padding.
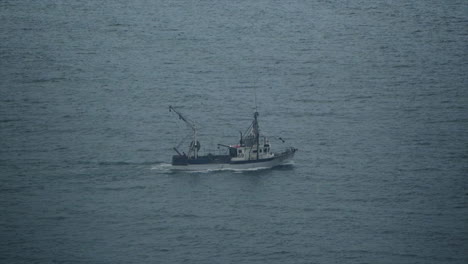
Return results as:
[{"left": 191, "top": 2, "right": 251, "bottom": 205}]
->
[
  {"left": 205, "top": 166, "right": 272, "bottom": 173},
  {"left": 151, "top": 162, "right": 294, "bottom": 174},
  {"left": 150, "top": 163, "right": 173, "bottom": 172}
]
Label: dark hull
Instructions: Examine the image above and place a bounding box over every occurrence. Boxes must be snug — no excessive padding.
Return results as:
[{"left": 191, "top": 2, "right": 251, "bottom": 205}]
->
[
  {"left": 171, "top": 148, "right": 297, "bottom": 170},
  {"left": 172, "top": 154, "right": 231, "bottom": 166}
]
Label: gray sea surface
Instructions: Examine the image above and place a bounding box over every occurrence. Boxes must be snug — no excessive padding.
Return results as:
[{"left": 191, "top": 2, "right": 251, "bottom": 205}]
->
[{"left": 1, "top": 0, "right": 467, "bottom": 263}]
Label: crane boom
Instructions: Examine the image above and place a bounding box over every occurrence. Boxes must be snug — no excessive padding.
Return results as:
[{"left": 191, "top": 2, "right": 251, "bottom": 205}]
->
[
  {"left": 169, "top": 105, "right": 198, "bottom": 158},
  {"left": 169, "top": 105, "right": 196, "bottom": 133}
]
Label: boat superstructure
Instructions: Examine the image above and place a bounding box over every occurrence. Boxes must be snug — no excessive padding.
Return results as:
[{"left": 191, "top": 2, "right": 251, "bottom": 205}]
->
[{"left": 169, "top": 106, "right": 296, "bottom": 171}]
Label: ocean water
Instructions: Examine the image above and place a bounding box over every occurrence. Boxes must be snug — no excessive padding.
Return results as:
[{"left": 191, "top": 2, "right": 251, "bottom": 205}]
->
[{"left": 1, "top": 0, "right": 467, "bottom": 263}]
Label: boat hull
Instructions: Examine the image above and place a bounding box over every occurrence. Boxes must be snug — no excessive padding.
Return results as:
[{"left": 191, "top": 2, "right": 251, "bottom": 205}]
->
[{"left": 171, "top": 148, "right": 296, "bottom": 171}]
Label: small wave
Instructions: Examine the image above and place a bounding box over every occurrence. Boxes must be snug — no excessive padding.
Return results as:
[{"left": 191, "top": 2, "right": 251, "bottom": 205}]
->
[
  {"left": 267, "top": 250, "right": 292, "bottom": 256},
  {"left": 29, "top": 77, "right": 67, "bottom": 83},
  {"left": 136, "top": 148, "right": 153, "bottom": 152},
  {"left": 392, "top": 64, "right": 412, "bottom": 68},
  {"left": 108, "top": 23, "right": 131, "bottom": 27},
  {"left": 0, "top": 119, "right": 22, "bottom": 123},
  {"left": 271, "top": 162, "right": 295, "bottom": 171},
  {"left": 100, "top": 185, "right": 146, "bottom": 191},
  {"left": 171, "top": 213, "right": 200, "bottom": 218}
]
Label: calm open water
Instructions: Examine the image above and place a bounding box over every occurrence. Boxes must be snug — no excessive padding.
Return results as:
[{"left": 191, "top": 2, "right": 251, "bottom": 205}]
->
[{"left": 1, "top": 0, "right": 467, "bottom": 263}]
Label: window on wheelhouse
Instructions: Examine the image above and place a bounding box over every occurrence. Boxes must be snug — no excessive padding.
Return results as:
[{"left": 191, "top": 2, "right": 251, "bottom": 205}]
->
[{"left": 229, "top": 148, "right": 237, "bottom": 157}]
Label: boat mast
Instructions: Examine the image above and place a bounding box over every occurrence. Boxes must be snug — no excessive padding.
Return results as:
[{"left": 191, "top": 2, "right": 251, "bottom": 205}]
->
[
  {"left": 253, "top": 86, "right": 259, "bottom": 160},
  {"left": 169, "top": 106, "right": 198, "bottom": 159},
  {"left": 253, "top": 111, "right": 259, "bottom": 160}
]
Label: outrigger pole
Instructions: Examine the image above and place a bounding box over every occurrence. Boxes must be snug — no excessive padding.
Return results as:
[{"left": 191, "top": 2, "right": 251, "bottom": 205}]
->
[{"left": 169, "top": 106, "right": 198, "bottom": 159}]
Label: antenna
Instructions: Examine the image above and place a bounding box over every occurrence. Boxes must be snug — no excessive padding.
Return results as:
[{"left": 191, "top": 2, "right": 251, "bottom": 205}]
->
[{"left": 254, "top": 86, "right": 258, "bottom": 112}]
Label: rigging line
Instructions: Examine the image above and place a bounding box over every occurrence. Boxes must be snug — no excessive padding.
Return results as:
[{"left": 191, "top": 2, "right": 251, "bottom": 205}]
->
[
  {"left": 243, "top": 120, "right": 255, "bottom": 136},
  {"left": 176, "top": 133, "right": 191, "bottom": 149}
]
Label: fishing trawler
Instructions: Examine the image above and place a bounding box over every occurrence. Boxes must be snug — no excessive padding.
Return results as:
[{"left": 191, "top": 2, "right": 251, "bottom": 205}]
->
[{"left": 169, "top": 106, "right": 297, "bottom": 171}]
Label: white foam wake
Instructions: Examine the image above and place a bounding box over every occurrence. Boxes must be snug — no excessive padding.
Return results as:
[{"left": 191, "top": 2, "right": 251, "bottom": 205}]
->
[{"left": 150, "top": 163, "right": 172, "bottom": 172}]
